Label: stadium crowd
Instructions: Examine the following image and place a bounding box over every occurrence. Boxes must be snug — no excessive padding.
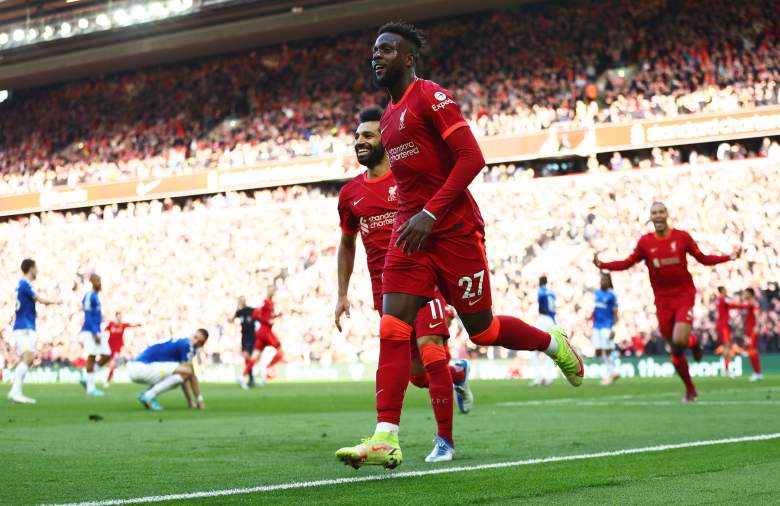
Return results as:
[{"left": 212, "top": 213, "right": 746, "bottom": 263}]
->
[
  {"left": 1, "top": 158, "right": 778, "bottom": 371},
  {"left": 1, "top": 0, "right": 779, "bottom": 195}
]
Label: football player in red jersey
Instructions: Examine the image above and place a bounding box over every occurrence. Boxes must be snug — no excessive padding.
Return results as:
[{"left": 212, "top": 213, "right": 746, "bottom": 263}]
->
[
  {"left": 714, "top": 286, "right": 736, "bottom": 375},
  {"left": 594, "top": 202, "right": 741, "bottom": 401},
  {"left": 240, "top": 289, "right": 284, "bottom": 385},
  {"left": 336, "top": 22, "right": 583, "bottom": 470},
  {"left": 104, "top": 311, "right": 141, "bottom": 387},
  {"left": 730, "top": 288, "right": 762, "bottom": 381},
  {"left": 335, "top": 106, "right": 472, "bottom": 464}
]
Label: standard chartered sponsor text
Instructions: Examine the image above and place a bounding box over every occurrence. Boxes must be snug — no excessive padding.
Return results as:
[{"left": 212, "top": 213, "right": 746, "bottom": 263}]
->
[
  {"left": 388, "top": 141, "right": 420, "bottom": 162},
  {"left": 368, "top": 211, "right": 396, "bottom": 228},
  {"left": 643, "top": 113, "right": 780, "bottom": 144}
]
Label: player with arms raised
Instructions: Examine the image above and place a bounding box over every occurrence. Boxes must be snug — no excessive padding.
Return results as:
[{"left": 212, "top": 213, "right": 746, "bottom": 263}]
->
[
  {"left": 336, "top": 22, "right": 583, "bottom": 469},
  {"left": 335, "top": 106, "right": 472, "bottom": 464},
  {"left": 594, "top": 202, "right": 740, "bottom": 401},
  {"left": 7, "top": 259, "right": 61, "bottom": 404}
]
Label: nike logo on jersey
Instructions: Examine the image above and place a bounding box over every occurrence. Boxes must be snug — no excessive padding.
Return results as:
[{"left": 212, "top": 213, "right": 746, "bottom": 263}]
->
[
  {"left": 353, "top": 197, "right": 366, "bottom": 206},
  {"left": 428, "top": 322, "right": 443, "bottom": 329},
  {"left": 468, "top": 297, "right": 483, "bottom": 307}
]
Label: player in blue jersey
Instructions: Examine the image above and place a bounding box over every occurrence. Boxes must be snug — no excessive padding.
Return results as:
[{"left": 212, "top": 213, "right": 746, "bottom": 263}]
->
[
  {"left": 80, "top": 274, "right": 111, "bottom": 397},
  {"left": 592, "top": 272, "right": 620, "bottom": 385},
  {"left": 127, "top": 329, "right": 209, "bottom": 411},
  {"left": 530, "top": 276, "right": 558, "bottom": 386},
  {"left": 8, "top": 259, "right": 61, "bottom": 404}
]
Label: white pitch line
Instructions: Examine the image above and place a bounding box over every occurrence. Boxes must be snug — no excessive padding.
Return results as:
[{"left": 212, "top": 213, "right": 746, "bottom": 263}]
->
[{"left": 43, "top": 432, "right": 780, "bottom": 506}]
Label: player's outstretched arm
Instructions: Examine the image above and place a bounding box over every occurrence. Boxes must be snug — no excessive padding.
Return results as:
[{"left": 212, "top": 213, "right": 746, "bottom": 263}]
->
[
  {"left": 593, "top": 245, "right": 644, "bottom": 271},
  {"left": 687, "top": 234, "right": 740, "bottom": 265},
  {"left": 188, "top": 368, "right": 204, "bottom": 410},
  {"left": 34, "top": 294, "right": 61, "bottom": 305},
  {"left": 335, "top": 232, "right": 357, "bottom": 331}
]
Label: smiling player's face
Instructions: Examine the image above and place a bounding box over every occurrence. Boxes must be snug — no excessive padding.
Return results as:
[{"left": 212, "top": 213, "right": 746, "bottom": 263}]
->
[
  {"left": 372, "top": 32, "right": 408, "bottom": 88},
  {"left": 354, "top": 121, "right": 384, "bottom": 168},
  {"left": 650, "top": 204, "right": 668, "bottom": 233}
]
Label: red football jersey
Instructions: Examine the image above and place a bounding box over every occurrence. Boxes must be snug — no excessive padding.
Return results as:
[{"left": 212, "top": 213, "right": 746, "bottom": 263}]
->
[
  {"left": 731, "top": 299, "right": 759, "bottom": 331},
  {"left": 337, "top": 170, "right": 398, "bottom": 308},
  {"left": 600, "top": 229, "right": 730, "bottom": 300},
  {"left": 106, "top": 322, "right": 133, "bottom": 347},
  {"left": 253, "top": 299, "right": 275, "bottom": 327},
  {"left": 380, "top": 79, "right": 484, "bottom": 237},
  {"left": 716, "top": 296, "right": 732, "bottom": 325}
]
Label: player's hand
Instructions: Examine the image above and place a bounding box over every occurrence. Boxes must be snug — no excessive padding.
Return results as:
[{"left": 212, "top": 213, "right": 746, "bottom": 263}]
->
[
  {"left": 593, "top": 252, "right": 602, "bottom": 268},
  {"left": 395, "top": 211, "right": 435, "bottom": 254},
  {"left": 730, "top": 247, "right": 742, "bottom": 260},
  {"left": 334, "top": 296, "right": 351, "bottom": 332}
]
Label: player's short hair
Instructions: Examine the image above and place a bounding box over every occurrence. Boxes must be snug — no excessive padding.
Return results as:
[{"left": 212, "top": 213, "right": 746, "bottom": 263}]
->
[
  {"left": 359, "top": 106, "right": 383, "bottom": 123},
  {"left": 539, "top": 276, "right": 548, "bottom": 286},
  {"left": 21, "top": 258, "right": 35, "bottom": 274},
  {"left": 197, "top": 328, "right": 209, "bottom": 340},
  {"left": 650, "top": 201, "right": 666, "bottom": 210},
  {"left": 717, "top": 286, "right": 725, "bottom": 292},
  {"left": 745, "top": 287, "right": 755, "bottom": 296},
  {"left": 601, "top": 271, "right": 613, "bottom": 288},
  {"left": 378, "top": 21, "right": 426, "bottom": 56}
]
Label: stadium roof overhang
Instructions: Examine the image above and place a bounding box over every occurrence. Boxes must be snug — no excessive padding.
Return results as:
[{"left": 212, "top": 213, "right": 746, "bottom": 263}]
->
[{"left": 0, "top": 0, "right": 531, "bottom": 90}]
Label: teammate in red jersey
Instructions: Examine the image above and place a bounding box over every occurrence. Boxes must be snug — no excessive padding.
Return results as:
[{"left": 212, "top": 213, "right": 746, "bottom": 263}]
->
[
  {"left": 104, "top": 311, "right": 141, "bottom": 387},
  {"left": 335, "top": 106, "right": 473, "bottom": 463},
  {"left": 241, "top": 289, "right": 284, "bottom": 385},
  {"left": 730, "top": 288, "right": 762, "bottom": 381},
  {"left": 594, "top": 202, "right": 741, "bottom": 401},
  {"left": 714, "top": 287, "right": 737, "bottom": 375},
  {"left": 336, "top": 22, "right": 583, "bottom": 470}
]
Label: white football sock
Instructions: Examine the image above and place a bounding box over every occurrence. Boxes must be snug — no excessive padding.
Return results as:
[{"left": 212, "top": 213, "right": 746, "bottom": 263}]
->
[
  {"left": 544, "top": 336, "right": 559, "bottom": 357},
  {"left": 375, "top": 422, "right": 399, "bottom": 435},
  {"left": 86, "top": 371, "right": 96, "bottom": 392},
  {"left": 12, "top": 362, "right": 29, "bottom": 395},
  {"left": 146, "top": 374, "right": 184, "bottom": 399}
]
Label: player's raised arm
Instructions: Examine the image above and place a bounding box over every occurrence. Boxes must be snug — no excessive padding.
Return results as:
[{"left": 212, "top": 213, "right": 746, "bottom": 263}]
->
[
  {"left": 685, "top": 232, "right": 740, "bottom": 265},
  {"left": 594, "top": 243, "right": 644, "bottom": 271},
  {"left": 335, "top": 232, "right": 357, "bottom": 331}
]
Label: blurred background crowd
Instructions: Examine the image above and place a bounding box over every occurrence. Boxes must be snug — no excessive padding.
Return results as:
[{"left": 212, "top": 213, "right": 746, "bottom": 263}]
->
[
  {"left": 2, "top": 158, "right": 778, "bottom": 369},
  {"left": 1, "top": 0, "right": 779, "bottom": 195}
]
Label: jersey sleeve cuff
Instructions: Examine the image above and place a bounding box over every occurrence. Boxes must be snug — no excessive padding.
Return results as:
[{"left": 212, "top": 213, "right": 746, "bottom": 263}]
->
[
  {"left": 440, "top": 121, "right": 469, "bottom": 140},
  {"left": 341, "top": 226, "right": 358, "bottom": 236}
]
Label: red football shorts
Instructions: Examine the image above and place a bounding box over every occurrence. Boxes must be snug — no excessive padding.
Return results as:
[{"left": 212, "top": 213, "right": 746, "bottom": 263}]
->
[
  {"left": 716, "top": 323, "right": 732, "bottom": 344},
  {"left": 382, "top": 231, "right": 492, "bottom": 315},
  {"left": 412, "top": 293, "right": 450, "bottom": 338},
  {"left": 108, "top": 340, "right": 123, "bottom": 356},
  {"left": 254, "top": 326, "right": 281, "bottom": 351},
  {"left": 655, "top": 297, "right": 694, "bottom": 340}
]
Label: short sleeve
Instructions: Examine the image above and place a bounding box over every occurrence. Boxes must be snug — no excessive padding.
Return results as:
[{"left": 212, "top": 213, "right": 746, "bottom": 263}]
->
[
  {"left": 337, "top": 189, "right": 359, "bottom": 235},
  {"left": 420, "top": 82, "right": 469, "bottom": 140},
  {"left": 22, "top": 281, "right": 35, "bottom": 300}
]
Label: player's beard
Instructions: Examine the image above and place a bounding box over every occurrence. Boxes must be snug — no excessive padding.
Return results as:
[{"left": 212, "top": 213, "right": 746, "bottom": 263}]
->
[
  {"left": 374, "top": 66, "right": 400, "bottom": 89},
  {"left": 357, "top": 145, "right": 385, "bottom": 169}
]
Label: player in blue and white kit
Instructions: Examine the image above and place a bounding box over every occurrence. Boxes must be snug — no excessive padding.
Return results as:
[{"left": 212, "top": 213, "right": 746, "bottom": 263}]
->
[
  {"left": 593, "top": 272, "right": 619, "bottom": 385},
  {"left": 128, "top": 329, "right": 209, "bottom": 411},
  {"left": 8, "top": 259, "right": 61, "bottom": 404},
  {"left": 530, "top": 276, "right": 557, "bottom": 386},
  {"left": 80, "top": 274, "right": 110, "bottom": 397}
]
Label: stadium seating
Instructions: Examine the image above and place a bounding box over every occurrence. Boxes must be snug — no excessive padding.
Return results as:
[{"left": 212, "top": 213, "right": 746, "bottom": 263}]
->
[
  {"left": 1, "top": 0, "right": 779, "bottom": 195},
  {"left": 1, "top": 159, "right": 778, "bottom": 367}
]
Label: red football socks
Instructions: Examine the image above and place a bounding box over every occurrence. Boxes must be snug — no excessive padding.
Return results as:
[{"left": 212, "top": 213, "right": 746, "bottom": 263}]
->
[
  {"left": 748, "top": 349, "right": 761, "bottom": 374},
  {"left": 242, "top": 358, "right": 256, "bottom": 377},
  {"left": 671, "top": 353, "right": 696, "bottom": 393},
  {"left": 449, "top": 364, "right": 466, "bottom": 384},
  {"left": 376, "top": 315, "right": 412, "bottom": 425},
  {"left": 106, "top": 367, "right": 115, "bottom": 384},
  {"left": 420, "top": 344, "right": 454, "bottom": 443},
  {"left": 268, "top": 350, "right": 284, "bottom": 368},
  {"left": 493, "top": 315, "right": 551, "bottom": 351}
]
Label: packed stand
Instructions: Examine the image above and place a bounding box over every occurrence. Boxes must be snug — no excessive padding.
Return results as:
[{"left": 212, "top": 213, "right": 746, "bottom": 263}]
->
[
  {"left": 1, "top": 158, "right": 778, "bottom": 370},
  {"left": 1, "top": 0, "right": 779, "bottom": 195}
]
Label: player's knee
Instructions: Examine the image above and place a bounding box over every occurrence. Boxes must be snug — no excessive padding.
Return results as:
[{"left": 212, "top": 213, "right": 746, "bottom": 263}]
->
[
  {"left": 419, "top": 343, "right": 448, "bottom": 367},
  {"left": 409, "top": 374, "right": 429, "bottom": 389},
  {"left": 417, "top": 334, "right": 444, "bottom": 348},
  {"left": 470, "top": 317, "right": 500, "bottom": 346},
  {"left": 379, "top": 315, "right": 413, "bottom": 341}
]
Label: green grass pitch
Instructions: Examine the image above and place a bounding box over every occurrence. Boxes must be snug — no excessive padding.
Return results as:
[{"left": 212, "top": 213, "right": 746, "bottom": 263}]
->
[{"left": 2, "top": 376, "right": 780, "bottom": 505}]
